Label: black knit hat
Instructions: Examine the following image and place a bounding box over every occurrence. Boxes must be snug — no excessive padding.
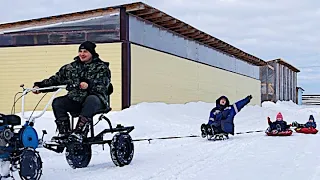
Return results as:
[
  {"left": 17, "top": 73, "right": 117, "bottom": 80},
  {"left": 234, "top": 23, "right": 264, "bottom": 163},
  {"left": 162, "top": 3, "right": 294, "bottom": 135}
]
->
[
  {"left": 79, "top": 41, "right": 97, "bottom": 57},
  {"left": 309, "top": 115, "right": 315, "bottom": 121}
]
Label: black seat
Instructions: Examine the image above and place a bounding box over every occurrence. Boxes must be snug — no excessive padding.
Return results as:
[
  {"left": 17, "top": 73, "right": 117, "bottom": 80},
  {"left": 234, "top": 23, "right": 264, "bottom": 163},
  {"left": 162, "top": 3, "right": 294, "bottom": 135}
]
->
[
  {"left": 69, "top": 106, "right": 112, "bottom": 118},
  {"left": 69, "top": 83, "right": 113, "bottom": 118},
  {"left": 69, "top": 83, "right": 113, "bottom": 133},
  {"left": 0, "top": 114, "right": 21, "bottom": 126}
]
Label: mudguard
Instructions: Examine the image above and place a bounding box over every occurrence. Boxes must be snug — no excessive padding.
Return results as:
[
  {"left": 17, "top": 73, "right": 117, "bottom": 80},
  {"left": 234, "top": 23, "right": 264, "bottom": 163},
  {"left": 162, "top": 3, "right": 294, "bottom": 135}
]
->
[{"left": 19, "top": 126, "right": 39, "bottom": 149}]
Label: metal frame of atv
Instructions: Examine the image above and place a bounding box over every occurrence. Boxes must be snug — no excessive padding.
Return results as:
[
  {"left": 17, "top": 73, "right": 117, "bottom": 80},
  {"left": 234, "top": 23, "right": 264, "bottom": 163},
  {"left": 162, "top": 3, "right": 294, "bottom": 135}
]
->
[
  {"left": 69, "top": 110, "right": 134, "bottom": 147},
  {"left": 30, "top": 85, "right": 136, "bottom": 169}
]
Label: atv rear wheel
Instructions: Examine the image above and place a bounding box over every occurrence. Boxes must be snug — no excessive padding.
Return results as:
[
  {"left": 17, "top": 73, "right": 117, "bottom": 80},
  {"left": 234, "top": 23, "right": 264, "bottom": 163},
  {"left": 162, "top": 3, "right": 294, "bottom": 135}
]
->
[{"left": 65, "top": 142, "right": 92, "bottom": 169}]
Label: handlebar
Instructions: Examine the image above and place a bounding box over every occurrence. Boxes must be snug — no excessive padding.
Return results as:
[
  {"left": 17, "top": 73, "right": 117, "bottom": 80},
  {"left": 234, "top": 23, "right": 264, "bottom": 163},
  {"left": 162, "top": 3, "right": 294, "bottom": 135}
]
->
[
  {"left": 20, "top": 85, "right": 67, "bottom": 123},
  {"left": 22, "top": 85, "right": 67, "bottom": 94}
]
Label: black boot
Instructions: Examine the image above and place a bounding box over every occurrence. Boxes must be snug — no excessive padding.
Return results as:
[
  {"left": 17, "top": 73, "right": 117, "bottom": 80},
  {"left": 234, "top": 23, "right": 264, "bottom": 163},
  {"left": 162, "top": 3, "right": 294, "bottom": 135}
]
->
[
  {"left": 51, "top": 117, "right": 71, "bottom": 141},
  {"left": 201, "top": 123, "right": 208, "bottom": 138},
  {"left": 69, "top": 115, "right": 90, "bottom": 143},
  {"left": 207, "top": 124, "right": 216, "bottom": 136}
]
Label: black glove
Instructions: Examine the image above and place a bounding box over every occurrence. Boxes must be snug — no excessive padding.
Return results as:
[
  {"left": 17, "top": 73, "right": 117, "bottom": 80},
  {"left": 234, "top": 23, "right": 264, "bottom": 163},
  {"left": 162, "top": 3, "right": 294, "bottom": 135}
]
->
[
  {"left": 33, "top": 81, "right": 58, "bottom": 93},
  {"left": 247, "top": 95, "right": 252, "bottom": 100}
]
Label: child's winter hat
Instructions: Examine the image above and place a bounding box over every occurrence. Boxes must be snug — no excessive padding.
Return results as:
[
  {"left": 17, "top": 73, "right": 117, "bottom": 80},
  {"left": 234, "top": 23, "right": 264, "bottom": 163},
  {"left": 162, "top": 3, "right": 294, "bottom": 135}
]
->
[
  {"left": 276, "top": 112, "right": 283, "bottom": 121},
  {"left": 309, "top": 115, "right": 315, "bottom": 121}
]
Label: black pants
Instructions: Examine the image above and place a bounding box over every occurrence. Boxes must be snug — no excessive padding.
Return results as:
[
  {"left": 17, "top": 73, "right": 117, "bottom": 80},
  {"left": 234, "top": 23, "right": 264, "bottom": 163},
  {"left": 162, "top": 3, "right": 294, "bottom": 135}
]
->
[
  {"left": 52, "top": 95, "right": 104, "bottom": 120},
  {"left": 211, "top": 124, "right": 225, "bottom": 134}
]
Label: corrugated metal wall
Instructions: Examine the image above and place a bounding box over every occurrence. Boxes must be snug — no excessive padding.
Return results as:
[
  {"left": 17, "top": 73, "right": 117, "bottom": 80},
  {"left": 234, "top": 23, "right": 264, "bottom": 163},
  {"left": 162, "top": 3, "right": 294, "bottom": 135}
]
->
[
  {"left": 128, "top": 15, "right": 260, "bottom": 80},
  {"left": 131, "top": 44, "right": 261, "bottom": 105},
  {"left": 260, "top": 62, "right": 298, "bottom": 103},
  {"left": 0, "top": 43, "right": 122, "bottom": 113}
]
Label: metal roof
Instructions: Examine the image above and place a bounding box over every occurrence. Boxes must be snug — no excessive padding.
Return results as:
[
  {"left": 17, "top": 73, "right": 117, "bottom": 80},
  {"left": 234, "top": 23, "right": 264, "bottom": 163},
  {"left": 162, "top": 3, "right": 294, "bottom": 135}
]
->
[{"left": 0, "top": 2, "right": 267, "bottom": 66}]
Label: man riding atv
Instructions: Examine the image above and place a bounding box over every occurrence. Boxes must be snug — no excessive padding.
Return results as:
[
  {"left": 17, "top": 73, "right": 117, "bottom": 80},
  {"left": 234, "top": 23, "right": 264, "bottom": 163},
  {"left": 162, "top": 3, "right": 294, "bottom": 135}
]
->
[{"left": 33, "top": 41, "right": 112, "bottom": 143}]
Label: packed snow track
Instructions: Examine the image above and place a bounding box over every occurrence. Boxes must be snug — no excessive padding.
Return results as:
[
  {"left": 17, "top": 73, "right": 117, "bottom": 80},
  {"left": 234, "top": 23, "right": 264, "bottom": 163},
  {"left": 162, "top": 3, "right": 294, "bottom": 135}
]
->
[{"left": 11, "top": 101, "right": 320, "bottom": 180}]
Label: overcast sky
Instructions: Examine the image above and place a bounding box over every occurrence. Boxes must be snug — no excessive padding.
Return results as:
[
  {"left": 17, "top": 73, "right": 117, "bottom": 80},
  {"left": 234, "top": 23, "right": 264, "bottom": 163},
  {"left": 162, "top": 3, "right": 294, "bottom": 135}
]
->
[{"left": 1, "top": 0, "right": 319, "bottom": 94}]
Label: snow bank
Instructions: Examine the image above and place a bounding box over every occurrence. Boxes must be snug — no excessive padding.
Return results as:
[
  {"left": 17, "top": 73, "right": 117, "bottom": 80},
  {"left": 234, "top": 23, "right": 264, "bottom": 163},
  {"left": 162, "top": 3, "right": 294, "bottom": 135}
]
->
[
  {"left": 21, "top": 100, "right": 318, "bottom": 141},
  {"left": 10, "top": 100, "right": 320, "bottom": 180}
]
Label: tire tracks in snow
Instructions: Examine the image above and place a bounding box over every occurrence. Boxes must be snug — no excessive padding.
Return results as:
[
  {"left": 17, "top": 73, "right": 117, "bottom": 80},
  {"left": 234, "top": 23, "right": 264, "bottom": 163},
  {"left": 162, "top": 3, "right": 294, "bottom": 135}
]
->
[
  {"left": 139, "top": 138, "right": 231, "bottom": 180},
  {"left": 172, "top": 134, "right": 261, "bottom": 180},
  {"left": 144, "top": 134, "right": 260, "bottom": 180}
]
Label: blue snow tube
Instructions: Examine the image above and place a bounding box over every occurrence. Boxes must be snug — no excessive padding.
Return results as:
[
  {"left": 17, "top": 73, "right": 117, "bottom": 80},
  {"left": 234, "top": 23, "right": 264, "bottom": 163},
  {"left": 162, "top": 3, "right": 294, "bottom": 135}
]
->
[{"left": 20, "top": 126, "right": 39, "bottom": 149}]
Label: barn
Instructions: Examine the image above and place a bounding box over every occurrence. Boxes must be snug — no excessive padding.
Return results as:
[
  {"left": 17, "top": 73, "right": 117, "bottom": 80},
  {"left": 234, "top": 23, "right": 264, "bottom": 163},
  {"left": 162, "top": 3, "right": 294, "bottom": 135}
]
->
[
  {"left": 0, "top": 2, "right": 266, "bottom": 113},
  {"left": 260, "top": 58, "right": 300, "bottom": 103}
]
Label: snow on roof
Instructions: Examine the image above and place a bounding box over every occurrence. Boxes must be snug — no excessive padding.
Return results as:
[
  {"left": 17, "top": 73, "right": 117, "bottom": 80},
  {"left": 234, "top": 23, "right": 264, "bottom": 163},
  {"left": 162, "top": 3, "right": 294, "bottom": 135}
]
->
[{"left": 0, "top": 13, "right": 119, "bottom": 34}]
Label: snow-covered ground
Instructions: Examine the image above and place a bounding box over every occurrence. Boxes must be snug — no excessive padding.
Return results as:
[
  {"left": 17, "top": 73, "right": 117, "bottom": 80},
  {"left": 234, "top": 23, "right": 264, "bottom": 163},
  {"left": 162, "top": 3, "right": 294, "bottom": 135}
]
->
[{"left": 11, "top": 101, "right": 320, "bottom": 180}]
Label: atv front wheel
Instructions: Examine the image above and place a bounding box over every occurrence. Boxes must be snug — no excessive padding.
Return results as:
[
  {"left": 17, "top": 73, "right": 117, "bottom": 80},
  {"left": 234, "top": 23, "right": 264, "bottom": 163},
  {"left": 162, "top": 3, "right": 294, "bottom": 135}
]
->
[
  {"left": 19, "top": 148, "right": 43, "bottom": 180},
  {"left": 110, "top": 133, "right": 134, "bottom": 167}
]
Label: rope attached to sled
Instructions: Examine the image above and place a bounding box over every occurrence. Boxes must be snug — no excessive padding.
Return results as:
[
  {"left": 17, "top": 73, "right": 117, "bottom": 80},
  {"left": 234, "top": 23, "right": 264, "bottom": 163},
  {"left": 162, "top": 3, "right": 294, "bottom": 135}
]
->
[
  {"left": 133, "top": 135, "right": 199, "bottom": 143},
  {"left": 235, "top": 130, "right": 265, "bottom": 134},
  {"left": 132, "top": 129, "right": 265, "bottom": 143}
]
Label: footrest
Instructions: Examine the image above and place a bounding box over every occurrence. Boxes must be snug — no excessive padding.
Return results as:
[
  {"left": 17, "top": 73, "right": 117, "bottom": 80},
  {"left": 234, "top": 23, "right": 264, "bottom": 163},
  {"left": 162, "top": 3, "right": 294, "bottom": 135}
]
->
[{"left": 43, "top": 141, "right": 65, "bottom": 153}]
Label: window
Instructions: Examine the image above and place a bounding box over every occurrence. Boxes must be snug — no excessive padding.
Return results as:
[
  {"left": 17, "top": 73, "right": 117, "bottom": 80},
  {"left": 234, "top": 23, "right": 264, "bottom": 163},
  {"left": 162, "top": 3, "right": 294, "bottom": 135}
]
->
[{"left": 0, "top": 13, "right": 120, "bottom": 47}]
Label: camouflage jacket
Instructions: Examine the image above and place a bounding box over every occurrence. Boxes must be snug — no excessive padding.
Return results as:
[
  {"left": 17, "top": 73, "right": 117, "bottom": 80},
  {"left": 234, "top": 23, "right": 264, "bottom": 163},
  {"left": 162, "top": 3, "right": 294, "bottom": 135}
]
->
[{"left": 34, "top": 56, "right": 111, "bottom": 107}]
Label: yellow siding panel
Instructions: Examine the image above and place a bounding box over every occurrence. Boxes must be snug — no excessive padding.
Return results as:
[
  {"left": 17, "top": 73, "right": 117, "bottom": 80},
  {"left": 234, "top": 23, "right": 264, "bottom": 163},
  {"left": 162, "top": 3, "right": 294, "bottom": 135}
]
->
[
  {"left": 0, "top": 43, "right": 122, "bottom": 114},
  {"left": 131, "top": 44, "right": 261, "bottom": 106}
]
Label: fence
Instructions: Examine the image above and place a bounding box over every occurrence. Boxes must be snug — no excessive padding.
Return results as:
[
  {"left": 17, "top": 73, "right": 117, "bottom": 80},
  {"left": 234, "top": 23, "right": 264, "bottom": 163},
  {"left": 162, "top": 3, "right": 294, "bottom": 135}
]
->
[{"left": 302, "top": 95, "right": 320, "bottom": 105}]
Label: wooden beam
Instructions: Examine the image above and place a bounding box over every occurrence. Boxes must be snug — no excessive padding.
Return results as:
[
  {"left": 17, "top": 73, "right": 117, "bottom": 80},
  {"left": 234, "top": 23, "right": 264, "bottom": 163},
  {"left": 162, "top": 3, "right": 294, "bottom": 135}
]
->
[
  {"left": 233, "top": 51, "right": 243, "bottom": 56},
  {"left": 168, "top": 23, "right": 184, "bottom": 29},
  {"left": 202, "top": 38, "right": 216, "bottom": 43},
  {"left": 246, "top": 55, "right": 254, "bottom": 62},
  {"left": 180, "top": 29, "right": 196, "bottom": 35},
  {"left": 189, "top": 31, "right": 201, "bottom": 38},
  {"left": 237, "top": 52, "right": 246, "bottom": 57},
  {"left": 207, "top": 40, "right": 220, "bottom": 45},
  {"left": 192, "top": 33, "right": 205, "bottom": 39},
  {"left": 124, "top": 2, "right": 146, "bottom": 12},
  {"left": 159, "top": 19, "right": 176, "bottom": 26},
  {"left": 175, "top": 26, "right": 189, "bottom": 32},
  {"left": 144, "top": 12, "right": 164, "bottom": 20},
  {"left": 182, "top": 30, "right": 198, "bottom": 37},
  {"left": 215, "top": 43, "right": 228, "bottom": 48},
  {"left": 220, "top": 45, "right": 232, "bottom": 52},
  {"left": 198, "top": 35, "right": 211, "bottom": 41},
  {"left": 229, "top": 47, "right": 241, "bottom": 54},
  {"left": 135, "top": 9, "right": 158, "bottom": 16},
  {"left": 268, "top": 65, "right": 275, "bottom": 70},
  {"left": 154, "top": 17, "right": 174, "bottom": 24}
]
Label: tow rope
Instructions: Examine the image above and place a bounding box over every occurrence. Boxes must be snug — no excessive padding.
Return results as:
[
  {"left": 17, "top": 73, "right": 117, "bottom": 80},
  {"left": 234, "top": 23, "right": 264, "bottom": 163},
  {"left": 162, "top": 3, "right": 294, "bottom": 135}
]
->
[{"left": 132, "top": 129, "right": 265, "bottom": 143}]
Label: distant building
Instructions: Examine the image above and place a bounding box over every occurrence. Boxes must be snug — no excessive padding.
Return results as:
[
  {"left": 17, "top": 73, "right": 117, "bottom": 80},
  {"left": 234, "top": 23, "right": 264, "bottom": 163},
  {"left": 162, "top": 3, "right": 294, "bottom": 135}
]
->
[
  {"left": 0, "top": 2, "right": 266, "bottom": 113},
  {"left": 296, "top": 87, "right": 304, "bottom": 105},
  {"left": 260, "top": 58, "right": 300, "bottom": 103}
]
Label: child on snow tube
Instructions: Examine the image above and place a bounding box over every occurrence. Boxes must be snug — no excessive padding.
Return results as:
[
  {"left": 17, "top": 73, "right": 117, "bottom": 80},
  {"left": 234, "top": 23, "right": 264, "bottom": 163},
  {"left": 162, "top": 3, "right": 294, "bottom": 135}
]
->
[
  {"left": 201, "top": 95, "right": 252, "bottom": 137},
  {"left": 292, "top": 115, "right": 317, "bottom": 129},
  {"left": 266, "top": 112, "right": 291, "bottom": 134}
]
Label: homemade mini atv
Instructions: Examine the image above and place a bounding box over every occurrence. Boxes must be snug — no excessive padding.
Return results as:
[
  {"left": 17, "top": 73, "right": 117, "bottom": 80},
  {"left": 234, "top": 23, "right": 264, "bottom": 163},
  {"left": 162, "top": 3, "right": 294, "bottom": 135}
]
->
[
  {"left": 0, "top": 84, "right": 53, "bottom": 180},
  {"left": 36, "top": 85, "right": 135, "bottom": 169}
]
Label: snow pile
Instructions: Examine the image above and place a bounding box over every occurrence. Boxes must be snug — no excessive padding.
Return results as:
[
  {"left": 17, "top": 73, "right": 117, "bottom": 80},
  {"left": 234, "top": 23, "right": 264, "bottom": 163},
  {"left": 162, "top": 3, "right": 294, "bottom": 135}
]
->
[{"left": 10, "top": 100, "right": 320, "bottom": 180}]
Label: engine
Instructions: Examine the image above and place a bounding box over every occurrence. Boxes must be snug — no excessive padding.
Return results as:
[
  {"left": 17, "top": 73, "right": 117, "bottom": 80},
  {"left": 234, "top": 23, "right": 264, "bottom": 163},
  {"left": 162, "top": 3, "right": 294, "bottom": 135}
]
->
[
  {"left": 0, "top": 114, "right": 39, "bottom": 160},
  {"left": 0, "top": 126, "right": 14, "bottom": 159}
]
